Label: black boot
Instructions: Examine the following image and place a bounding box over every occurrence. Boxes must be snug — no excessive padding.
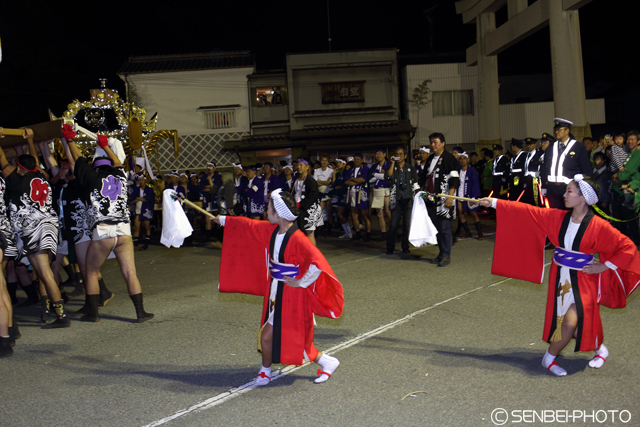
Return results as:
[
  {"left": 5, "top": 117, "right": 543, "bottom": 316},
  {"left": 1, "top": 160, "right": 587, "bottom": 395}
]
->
[
  {"left": 363, "top": 232, "right": 371, "bottom": 242},
  {"left": 80, "top": 294, "right": 100, "bottom": 322},
  {"left": 142, "top": 236, "right": 150, "bottom": 250},
  {"left": 378, "top": 231, "right": 388, "bottom": 242},
  {"left": 0, "top": 337, "right": 13, "bottom": 358},
  {"left": 475, "top": 222, "right": 484, "bottom": 240},
  {"left": 71, "top": 296, "right": 89, "bottom": 317},
  {"left": 17, "top": 283, "right": 39, "bottom": 308},
  {"left": 40, "top": 296, "right": 56, "bottom": 324},
  {"left": 461, "top": 223, "right": 472, "bottom": 238},
  {"left": 325, "top": 223, "right": 332, "bottom": 237},
  {"left": 42, "top": 300, "right": 71, "bottom": 328},
  {"left": 130, "top": 293, "right": 154, "bottom": 323},
  {"left": 68, "top": 276, "right": 85, "bottom": 298},
  {"left": 98, "top": 279, "right": 114, "bottom": 307},
  {"left": 61, "top": 264, "right": 76, "bottom": 288},
  {"left": 350, "top": 232, "right": 362, "bottom": 241},
  {"left": 9, "top": 312, "right": 21, "bottom": 347},
  {"left": 7, "top": 282, "right": 18, "bottom": 305},
  {"left": 455, "top": 221, "right": 462, "bottom": 236}
]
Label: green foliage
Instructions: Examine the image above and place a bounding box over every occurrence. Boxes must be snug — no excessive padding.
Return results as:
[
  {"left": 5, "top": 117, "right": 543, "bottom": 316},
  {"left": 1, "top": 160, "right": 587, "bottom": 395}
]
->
[{"left": 409, "top": 79, "right": 432, "bottom": 109}]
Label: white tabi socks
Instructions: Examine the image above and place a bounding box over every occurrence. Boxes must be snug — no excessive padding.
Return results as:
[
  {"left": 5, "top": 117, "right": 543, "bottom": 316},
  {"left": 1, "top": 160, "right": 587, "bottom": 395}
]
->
[
  {"left": 315, "top": 354, "right": 340, "bottom": 384},
  {"left": 542, "top": 350, "right": 567, "bottom": 377},
  {"left": 254, "top": 365, "right": 271, "bottom": 386},
  {"left": 588, "top": 344, "right": 608, "bottom": 369},
  {"left": 339, "top": 223, "right": 352, "bottom": 239}
]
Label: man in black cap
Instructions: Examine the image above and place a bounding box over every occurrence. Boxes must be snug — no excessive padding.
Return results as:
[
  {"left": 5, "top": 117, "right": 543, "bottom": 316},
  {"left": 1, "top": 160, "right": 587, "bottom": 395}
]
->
[
  {"left": 541, "top": 118, "right": 592, "bottom": 209},
  {"left": 522, "top": 138, "right": 543, "bottom": 206},
  {"left": 508, "top": 138, "right": 526, "bottom": 201},
  {"left": 491, "top": 144, "right": 509, "bottom": 199}
]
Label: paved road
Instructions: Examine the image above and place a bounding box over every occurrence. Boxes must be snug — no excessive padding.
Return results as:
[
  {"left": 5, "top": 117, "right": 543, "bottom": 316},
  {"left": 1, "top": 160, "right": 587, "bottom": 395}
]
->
[{"left": 1, "top": 225, "right": 638, "bottom": 427}]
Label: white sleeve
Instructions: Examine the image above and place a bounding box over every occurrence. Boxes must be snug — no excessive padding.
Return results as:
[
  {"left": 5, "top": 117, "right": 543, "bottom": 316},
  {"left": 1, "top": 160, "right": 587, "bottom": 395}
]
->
[
  {"left": 298, "top": 264, "right": 322, "bottom": 289},
  {"left": 219, "top": 216, "right": 226, "bottom": 226},
  {"left": 490, "top": 198, "right": 498, "bottom": 209},
  {"left": 604, "top": 261, "right": 618, "bottom": 271}
]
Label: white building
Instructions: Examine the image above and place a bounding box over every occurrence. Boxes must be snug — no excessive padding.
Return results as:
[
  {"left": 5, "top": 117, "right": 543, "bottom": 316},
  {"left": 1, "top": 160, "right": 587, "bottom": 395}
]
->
[
  {"left": 118, "top": 52, "right": 255, "bottom": 172},
  {"left": 403, "top": 62, "right": 606, "bottom": 153}
]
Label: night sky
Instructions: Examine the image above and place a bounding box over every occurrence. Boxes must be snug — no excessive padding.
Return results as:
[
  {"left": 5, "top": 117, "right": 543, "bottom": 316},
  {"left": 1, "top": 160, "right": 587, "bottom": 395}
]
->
[{"left": 0, "top": 1, "right": 635, "bottom": 132}]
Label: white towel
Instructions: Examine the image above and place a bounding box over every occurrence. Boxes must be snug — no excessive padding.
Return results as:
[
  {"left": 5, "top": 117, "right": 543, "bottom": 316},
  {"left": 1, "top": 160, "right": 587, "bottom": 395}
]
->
[
  {"left": 161, "top": 189, "right": 193, "bottom": 248},
  {"left": 409, "top": 191, "right": 438, "bottom": 247}
]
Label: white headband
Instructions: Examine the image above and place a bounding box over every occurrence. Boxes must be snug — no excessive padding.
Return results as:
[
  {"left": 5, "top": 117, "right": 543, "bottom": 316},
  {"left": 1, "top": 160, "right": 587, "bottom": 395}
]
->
[
  {"left": 420, "top": 147, "right": 430, "bottom": 153},
  {"left": 347, "top": 157, "right": 354, "bottom": 162},
  {"left": 270, "top": 188, "right": 298, "bottom": 221},
  {"left": 574, "top": 174, "right": 598, "bottom": 205},
  {"left": 233, "top": 163, "right": 243, "bottom": 170},
  {"left": 180, "top": 173, "right": 188, "bottom": 178},
  {"left": 335, "top": 158, "right": 346, "bottom": 164},
  {"left": 283, "top": 164, "right": 293, "bottom": 171},
  {"left": 458, "top": 151, "right": 469, "bottom": 159}
]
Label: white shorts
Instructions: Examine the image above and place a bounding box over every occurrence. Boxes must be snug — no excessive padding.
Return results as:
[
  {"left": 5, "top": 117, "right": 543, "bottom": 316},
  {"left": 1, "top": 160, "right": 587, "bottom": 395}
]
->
[
  {"left": 92, "top": 223, "right": 132, "bottom": 241},
  {"left": 57, "top": 239, "right": 69, "bottom": 256},
  {"left": 371, "top": 188, "right": 390, "bottom": 209}
]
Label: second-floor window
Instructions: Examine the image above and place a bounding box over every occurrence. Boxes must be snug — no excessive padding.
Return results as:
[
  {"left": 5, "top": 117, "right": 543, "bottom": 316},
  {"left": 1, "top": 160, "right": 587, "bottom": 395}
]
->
[{"left": 432, "top": 90, "right": 474, "bottom": 116}]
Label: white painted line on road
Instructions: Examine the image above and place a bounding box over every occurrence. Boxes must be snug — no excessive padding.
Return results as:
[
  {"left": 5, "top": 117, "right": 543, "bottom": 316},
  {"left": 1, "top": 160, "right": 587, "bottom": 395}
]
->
[{"left": 142, "top": 264, "right": 550, "bottom": 427}]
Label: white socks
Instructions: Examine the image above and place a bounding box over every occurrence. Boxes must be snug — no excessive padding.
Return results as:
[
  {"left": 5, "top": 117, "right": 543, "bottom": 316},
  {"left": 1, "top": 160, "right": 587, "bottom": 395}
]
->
[
  {"left": 315, "top": 354, "right": 340, "bottom": 384},
  {"left": 339, "top": 223, "right": 352, "bottom": 239},
  {"left": 255, "top": 365, "right": 271, "bottom": 386},
  {"left": 589, "top": 344, "right": 608, "bottom": 369},
  {"left": 542, "top": 350, "right": 567, "bottom": 377}
]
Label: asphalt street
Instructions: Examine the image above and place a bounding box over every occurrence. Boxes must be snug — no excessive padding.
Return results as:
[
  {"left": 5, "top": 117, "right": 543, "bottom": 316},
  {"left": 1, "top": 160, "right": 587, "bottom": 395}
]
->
[{"left": 1, "top": 223, "right": 638, "bottom": 427}]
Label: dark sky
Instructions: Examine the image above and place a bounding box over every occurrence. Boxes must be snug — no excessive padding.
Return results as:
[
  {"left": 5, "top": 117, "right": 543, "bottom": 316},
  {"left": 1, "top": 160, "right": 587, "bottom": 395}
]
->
[{"left": 0, "top": 0, "right": 635, "bottom": 130}]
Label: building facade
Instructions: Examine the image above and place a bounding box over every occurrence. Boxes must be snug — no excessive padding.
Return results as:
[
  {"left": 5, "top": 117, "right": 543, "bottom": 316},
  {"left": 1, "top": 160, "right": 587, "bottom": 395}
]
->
[{"left": 118, "top": 52, "right": 255, "bottom": 172}]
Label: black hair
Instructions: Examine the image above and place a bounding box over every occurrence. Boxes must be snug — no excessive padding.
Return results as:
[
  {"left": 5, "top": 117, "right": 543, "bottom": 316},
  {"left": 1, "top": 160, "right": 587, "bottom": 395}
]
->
[
  {"left": 273, "top": 190, "right": 300, "bottom": 217},
  {"left": 395, "top": 145, "right": 407, "bottom": 154},
  {"left": 429, "top": 132, "right": 446, "bottom": 143},
  {"left": 17, "top": 154, "right": 37, "bottom": 171},
  {"left": 93, "top": 156, "right": 114, "bottom": 173},
  {"left": 593, "top": 152, "right": 607, "bottom": 163},
  {"left": 627, "top": 130, "right": 640, "bottom": 139}
]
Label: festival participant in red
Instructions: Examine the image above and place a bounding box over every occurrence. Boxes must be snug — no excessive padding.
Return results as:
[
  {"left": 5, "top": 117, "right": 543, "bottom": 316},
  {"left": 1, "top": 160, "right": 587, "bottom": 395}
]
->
[
  {"left": 214, "top": 189, "right": 344, "bottom": 385},
  {"left": 475, "top": 175, "right": 640, "bottom": 376}
]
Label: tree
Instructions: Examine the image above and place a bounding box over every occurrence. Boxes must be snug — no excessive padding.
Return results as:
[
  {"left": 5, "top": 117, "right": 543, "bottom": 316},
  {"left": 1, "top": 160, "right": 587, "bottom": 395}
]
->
[{"left": 408, "top": 79, "right": 432, "bottom": 151}]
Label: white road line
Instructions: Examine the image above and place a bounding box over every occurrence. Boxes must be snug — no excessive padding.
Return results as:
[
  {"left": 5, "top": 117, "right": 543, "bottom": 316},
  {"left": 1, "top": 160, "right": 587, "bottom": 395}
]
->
[{"left": 142, "top": 265, "right": 552, "bottom": 427}]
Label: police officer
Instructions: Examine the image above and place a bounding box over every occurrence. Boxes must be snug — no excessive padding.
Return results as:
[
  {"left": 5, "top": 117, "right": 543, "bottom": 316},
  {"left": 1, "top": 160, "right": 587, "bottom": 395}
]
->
[
  {"left": 491, "top": 144, "right": 509, "bottom": 199},
  {"left": 522, "top": 137, "right": 543, "bottom": 206},
  {"left": 542, "top": 118, "right": 593, "bottom": 209},
  {"left": 508, "top": 138, "right": 526, "bottom": 201}
]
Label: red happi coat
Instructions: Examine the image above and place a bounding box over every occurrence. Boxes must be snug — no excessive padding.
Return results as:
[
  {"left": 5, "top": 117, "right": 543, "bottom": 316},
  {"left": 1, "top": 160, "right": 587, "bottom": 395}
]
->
[
  {"left": 492, "top": 200, "right": 640, "bottom": 352},
  {"left": 218, "top": 216, "right": 344, "bottom": 365}
]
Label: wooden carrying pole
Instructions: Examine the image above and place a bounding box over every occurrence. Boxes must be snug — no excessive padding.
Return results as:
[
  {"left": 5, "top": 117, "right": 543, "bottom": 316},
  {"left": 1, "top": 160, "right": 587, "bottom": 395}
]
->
[
  {"left": 1, "top": 128, "right": 26, "bottom": 136},
  {"left": 431, "top": 193, "right": 479, "bottom": 203},
  {"left": 179, "top": 197, "right": 217, "bottom": 220}
]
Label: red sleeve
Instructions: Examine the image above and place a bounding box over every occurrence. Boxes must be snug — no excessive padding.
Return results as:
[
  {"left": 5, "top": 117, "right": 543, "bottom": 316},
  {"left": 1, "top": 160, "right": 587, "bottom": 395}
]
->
[
  {"left": 287, "top": 232, "right": 345, "bottom": 318},
  {"left": 218, "top": 217, "right": 277, "bottom": 296},
  {"left": 492, "top": 200, "right": 566, "bottom": 283},
  {"left": 589, "top": 217, "right": 640, "bottom": 306}
]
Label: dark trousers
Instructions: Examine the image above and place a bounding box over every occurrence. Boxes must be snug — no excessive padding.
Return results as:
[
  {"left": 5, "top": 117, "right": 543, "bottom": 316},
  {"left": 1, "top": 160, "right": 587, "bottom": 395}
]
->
[
  {"left": 431, "top": 214, "right": 453, "bottom": 259},
  {"left": 387, "top": 198, "right": 412, "bottom": 251}
]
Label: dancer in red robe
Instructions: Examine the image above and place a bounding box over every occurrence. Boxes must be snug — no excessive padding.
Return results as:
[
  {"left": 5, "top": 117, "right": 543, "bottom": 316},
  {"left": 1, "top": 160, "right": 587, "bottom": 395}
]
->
[
  {"left": 215, "top": 188, "right": 344, "bottom": 385},
  {"left": 476, "top": 175, "right": 640, "bottom": 376}
]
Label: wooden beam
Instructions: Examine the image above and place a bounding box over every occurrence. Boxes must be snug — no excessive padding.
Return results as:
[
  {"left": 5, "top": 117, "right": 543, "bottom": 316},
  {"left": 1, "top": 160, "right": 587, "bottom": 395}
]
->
[
  {"left": 484, "top": 0, "right": 550, "bottom": 56},
  {"left": 457, "top": 0, "right": 507, "bottom": 24},
  {"left": 0, "top": 120, "right": 63, "bottom": 149}
]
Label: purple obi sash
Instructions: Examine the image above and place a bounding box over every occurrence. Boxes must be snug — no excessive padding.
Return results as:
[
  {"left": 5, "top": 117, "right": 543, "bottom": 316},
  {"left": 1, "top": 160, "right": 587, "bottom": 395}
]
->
[
  {"left": 553, "top": 247, "right": 594, "bottom": 270},
  {"left": 269, "top": 260, "right": 300, "bottom": 280}
]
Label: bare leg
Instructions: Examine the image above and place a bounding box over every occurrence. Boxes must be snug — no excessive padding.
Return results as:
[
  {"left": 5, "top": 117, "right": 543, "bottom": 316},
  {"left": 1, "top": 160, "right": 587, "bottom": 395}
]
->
[
  {"left": 261, "top": 323, "right": 273, "bottom": 368},
  {"left": 548, "top": 304, "right": 578, "bottom": 356},
  {"left": 28, "top": 252, "right": 60, "bottom": 302},
  {"left": 305, "top": 230, "right": 316, "bottom": 246}
]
